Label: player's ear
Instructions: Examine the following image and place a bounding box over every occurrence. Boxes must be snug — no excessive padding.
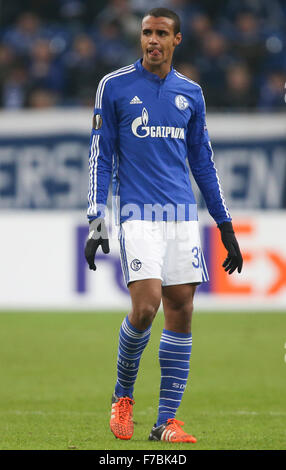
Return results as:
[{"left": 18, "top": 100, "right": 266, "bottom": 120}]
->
[{"left": 174, "top": 32, "right": 182, "bottom": 47}]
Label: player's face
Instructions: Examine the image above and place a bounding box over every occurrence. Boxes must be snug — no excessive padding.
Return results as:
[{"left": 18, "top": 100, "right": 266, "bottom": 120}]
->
[{"left": 141, "top": 16, "right": 182, "bottom": 72}]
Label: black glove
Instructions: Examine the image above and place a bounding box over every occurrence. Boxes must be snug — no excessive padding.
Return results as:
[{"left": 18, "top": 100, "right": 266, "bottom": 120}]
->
[
  {"left": 84, "top": 218, "right": 110, "bottom": 271},
  {"left": 218, "top": 221, "right": 243, "bottom": 275}
]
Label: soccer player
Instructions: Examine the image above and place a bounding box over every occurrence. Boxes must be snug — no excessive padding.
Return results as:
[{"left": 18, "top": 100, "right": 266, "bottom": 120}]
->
[{"left": 85, "top": 8, "right": 243, "bottom": 443}]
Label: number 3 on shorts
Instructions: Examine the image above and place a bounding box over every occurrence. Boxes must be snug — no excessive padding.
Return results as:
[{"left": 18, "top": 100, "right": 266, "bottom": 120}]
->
[{"left": 191, "top": 246, "right": 201, "bottom": 269}]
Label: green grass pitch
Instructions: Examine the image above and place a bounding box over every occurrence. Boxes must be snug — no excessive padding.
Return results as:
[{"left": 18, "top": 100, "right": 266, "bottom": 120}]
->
[{"left": 0, "top": 311, "right": 285, "bottom": 450}]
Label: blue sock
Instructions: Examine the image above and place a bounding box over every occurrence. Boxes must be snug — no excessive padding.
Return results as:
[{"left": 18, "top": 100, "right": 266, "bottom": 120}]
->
[
  {"left": 156, "top": 329, "right": 192, "bottom": 426},
  {"left": 114, "top": 315, "right": 151, "bottom": 399}
]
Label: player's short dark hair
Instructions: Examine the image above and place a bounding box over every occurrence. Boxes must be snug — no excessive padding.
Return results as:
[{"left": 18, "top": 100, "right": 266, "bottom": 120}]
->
[{"left": 143, "top": 8, "right": 181, "bottom": 35}]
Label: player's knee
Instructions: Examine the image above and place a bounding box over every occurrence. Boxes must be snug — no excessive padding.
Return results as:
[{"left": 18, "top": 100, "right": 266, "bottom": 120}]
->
[
  {"left": 170, "top": 297, "right": 194, "bottom": 316},
  {"left": 131, "top": 302, "right": 159, "bottom": 330}
]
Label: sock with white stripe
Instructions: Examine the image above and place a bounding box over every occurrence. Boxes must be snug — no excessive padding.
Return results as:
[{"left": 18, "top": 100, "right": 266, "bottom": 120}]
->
[
  {"left": 114, "top": 315, "right": 151, "bottom": 399},
  {"left": 156, "top": 329, "right": 192, "bottom": 426}
]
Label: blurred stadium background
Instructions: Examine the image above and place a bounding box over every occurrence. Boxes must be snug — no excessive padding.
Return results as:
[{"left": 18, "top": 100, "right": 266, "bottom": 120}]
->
[
  {"left": 0, "top": 0, "right": 286, "bottom": 451},
  {"left": 0, "top": 0, "right": 285, "bottom": 312}
]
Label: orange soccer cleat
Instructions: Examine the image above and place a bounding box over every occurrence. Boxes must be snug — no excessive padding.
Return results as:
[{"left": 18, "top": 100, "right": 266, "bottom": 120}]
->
[
  {"left": 148, "top": 418, "right": 197, "bottom": 443},
  {"left": 110, "top": 393, "right": 135, "bottom": 440}
]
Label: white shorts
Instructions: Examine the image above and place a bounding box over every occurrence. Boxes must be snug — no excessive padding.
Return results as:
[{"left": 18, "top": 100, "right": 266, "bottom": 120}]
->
[{"left": 118, "top": 220, "right": 209, "bottom": 287}]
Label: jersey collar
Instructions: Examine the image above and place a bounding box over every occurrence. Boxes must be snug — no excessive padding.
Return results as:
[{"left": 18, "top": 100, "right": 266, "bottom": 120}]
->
[{"left": 135, "top": 58, "right": 175, "bottom": 83}]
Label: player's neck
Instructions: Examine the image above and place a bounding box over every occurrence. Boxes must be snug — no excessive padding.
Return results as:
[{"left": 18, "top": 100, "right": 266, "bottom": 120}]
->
[{"left": 142, "top": 59, "right": 171, "bottom": 80}]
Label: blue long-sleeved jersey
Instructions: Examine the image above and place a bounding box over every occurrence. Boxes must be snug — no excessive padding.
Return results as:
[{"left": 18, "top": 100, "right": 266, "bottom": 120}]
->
[{"left": 87, "top": 59, "right": 231, "bottom": 224}]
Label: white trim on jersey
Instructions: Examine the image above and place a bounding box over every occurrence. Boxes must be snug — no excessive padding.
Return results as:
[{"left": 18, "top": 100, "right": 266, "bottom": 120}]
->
[
  {"left": 87, "top": 133, "right": 100, "bottom": 216},
  {"left": 88, "top": 65, "right": 136, "bottom": 216},
  {"left": 208, "top": 140, "right": 230, "bottom": 219},
  {"left": 95, "top": 64, "right": 136, "bottom": 109},
  {"left": 174, "top": 71, "right": 201, "bottom": 89}
]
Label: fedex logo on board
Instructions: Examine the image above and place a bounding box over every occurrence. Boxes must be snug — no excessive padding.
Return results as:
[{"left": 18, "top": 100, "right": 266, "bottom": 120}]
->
[
  {"left": 200, "top": 222, "right": 286, "bottom": 297},
  {"left": 75, "top": 221, "right": 286, "bottom": 299}
]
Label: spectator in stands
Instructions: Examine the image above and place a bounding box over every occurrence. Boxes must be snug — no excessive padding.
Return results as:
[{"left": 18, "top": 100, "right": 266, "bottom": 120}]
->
[
  {"left": 258, "top": 70, "right": 286, "bottom": 111},
  {"left": 17, "top": 0, "right": 60, "bottom": 22},
  {"left": 262, "top": 32, "right": 286, "bottom": 74},
  {"left": 64, "top": 34, "right": 108, "bottom": 105},
  {"left": 1, "top": 63, "right": 29, "bottom": 108},
  {"left": 28, "top": 38, "right": 65, "bottom": 100},
  {"left": 219, "top": 62, "right": 258, "bottom": 110},
  {"left": 28, "top": 88, "right": 59, "bottom": 108},
  {"left": 166, "top": 0, "right": 202, "bottom": 36},
  {"left": 95, "top": 0, "right": 141, "bottom": 43},
  {"left": 194, "top": 30, "right": 234, "bottom": 108},
  {"left": 2, "top": 12, "right": 47, "bottom": 59},
  {"left": 230, "top": 10, "right": 266, "bottom": 74},
  {"left": 58, "top": 0, "right": 107, "bottom": 25},
  {"left": 94, "top": 18, "right": 132, "bottom": 69},
  {"left": 0, "top": 43, "right": 15, "bottom": 90},
  {"left": 130, "top": 0, "right": 163, "bottom": 15},
  {"left": 222, "top": 0, "right": 286, "bottom": 30},
  {"left": 187, "top": 12, "right": 213, "bottom": 52},
  {"left": 0, "top": 1, "right": 285, "bottom": 110},
  {"left": 175, "top": 11, "right": 213, "bottom": 64}
]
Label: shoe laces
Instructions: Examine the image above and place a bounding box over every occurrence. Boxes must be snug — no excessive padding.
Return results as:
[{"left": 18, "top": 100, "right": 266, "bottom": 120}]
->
[
  {"left": 166, "top": 418, "right": 186, "bottom": 433},
  {"left": 167, "top": 418, "right": 184, "bottom": 427},
  {"left": 117, "top": 397, "right": 134, "bottom": 423}
]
